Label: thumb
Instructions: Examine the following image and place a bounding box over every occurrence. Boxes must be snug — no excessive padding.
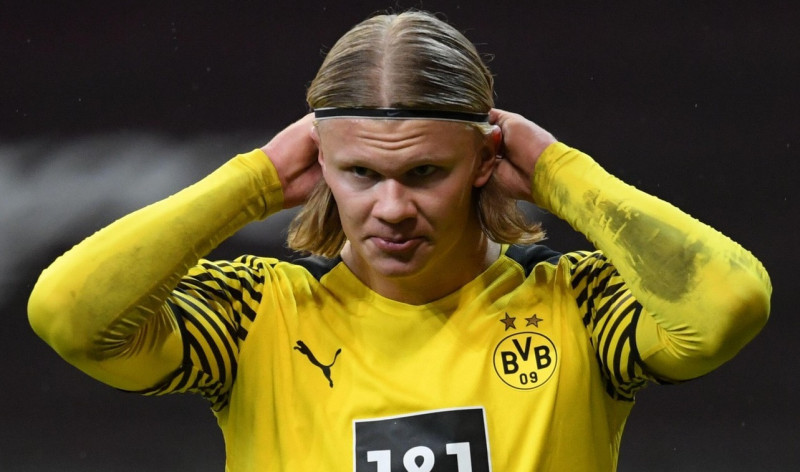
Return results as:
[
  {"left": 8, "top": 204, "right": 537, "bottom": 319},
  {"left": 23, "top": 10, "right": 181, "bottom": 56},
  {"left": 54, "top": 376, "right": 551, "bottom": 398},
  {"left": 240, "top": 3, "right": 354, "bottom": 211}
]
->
[{"left": 489, "top": 108, "right": 510, "bottom": 126}]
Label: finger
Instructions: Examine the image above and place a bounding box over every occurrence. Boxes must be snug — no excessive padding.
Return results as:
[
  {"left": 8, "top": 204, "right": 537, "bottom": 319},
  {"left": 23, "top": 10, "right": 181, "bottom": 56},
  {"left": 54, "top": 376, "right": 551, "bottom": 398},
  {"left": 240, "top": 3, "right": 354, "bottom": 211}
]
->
[
  {"left": 490, "top": 107, "right": 518, "bottom": 124},
  {"left": 489, "top": 108, "right": 506, "bottom": 125},
  {"left": 494, "top": 159, "right": 534, "bottom": 201}
]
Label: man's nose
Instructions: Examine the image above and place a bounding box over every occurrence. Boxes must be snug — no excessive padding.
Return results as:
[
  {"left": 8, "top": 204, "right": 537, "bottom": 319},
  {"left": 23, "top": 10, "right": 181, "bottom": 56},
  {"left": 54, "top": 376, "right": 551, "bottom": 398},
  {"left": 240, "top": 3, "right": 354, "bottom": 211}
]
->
[{"left": 372, "top": 180, "right": 416, "bottom": 223}]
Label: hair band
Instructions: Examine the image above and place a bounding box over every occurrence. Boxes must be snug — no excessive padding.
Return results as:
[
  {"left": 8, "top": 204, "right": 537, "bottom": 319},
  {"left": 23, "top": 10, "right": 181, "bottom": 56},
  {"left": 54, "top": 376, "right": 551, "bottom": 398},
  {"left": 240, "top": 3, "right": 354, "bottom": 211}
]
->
[{"left": 314, "top": 107, "right": 489, "bottom": 123}]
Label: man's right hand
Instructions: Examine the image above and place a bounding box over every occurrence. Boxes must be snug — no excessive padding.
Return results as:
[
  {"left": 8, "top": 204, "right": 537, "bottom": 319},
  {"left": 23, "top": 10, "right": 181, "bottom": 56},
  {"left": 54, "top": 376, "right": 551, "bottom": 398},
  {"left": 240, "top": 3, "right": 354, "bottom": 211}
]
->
[{"left": 261, "top": 113, "right": 322, "bottom": 209}]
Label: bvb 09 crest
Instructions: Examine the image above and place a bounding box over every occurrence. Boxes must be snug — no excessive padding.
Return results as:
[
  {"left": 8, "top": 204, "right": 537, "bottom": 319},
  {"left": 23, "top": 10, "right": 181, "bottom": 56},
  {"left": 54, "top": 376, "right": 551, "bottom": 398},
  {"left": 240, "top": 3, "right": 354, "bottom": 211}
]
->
[{"left": 493, "top": 332, "right": 557, "bottom": 390}]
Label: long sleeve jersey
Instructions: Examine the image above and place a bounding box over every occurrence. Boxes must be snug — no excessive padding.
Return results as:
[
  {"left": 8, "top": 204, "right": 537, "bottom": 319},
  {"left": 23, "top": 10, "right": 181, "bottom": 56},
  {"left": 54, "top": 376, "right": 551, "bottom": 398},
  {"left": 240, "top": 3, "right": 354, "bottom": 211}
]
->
[{"left": 28, "top": 142, "right": 771, "bottom": 471}]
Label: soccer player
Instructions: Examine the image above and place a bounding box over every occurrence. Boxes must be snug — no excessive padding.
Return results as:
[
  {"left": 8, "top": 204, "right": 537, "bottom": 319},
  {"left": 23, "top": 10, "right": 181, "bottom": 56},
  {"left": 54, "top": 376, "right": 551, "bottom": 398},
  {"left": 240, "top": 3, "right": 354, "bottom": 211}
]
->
[{"left": 28, "top": 10, "right": 771, "bottom": 471}]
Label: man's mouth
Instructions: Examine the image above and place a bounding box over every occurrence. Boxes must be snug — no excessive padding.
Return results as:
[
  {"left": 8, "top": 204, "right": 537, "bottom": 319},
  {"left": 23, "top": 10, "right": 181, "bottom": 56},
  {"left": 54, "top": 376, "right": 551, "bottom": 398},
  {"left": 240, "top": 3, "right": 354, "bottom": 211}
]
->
[{"left": 369, "top": 236, "right": 424, "bottom": 253}]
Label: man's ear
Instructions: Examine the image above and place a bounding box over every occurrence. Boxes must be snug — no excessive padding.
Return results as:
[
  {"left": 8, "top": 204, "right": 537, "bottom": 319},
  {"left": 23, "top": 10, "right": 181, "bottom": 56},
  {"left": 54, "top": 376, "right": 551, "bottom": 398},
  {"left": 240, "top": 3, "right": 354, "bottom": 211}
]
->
[
  {"left": 473, "top": 125, "right": 502, "bottom": 187},
  {"left": 310, "top": 124, "right": 325, "bottom": 169}
]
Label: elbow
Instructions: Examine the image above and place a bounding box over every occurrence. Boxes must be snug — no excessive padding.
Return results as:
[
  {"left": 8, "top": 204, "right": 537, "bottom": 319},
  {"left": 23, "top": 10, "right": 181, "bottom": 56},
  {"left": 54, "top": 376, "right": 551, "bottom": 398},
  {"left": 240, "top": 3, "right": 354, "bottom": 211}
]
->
[
  {"left": 745, "top": 275, "right": 771, "bottom": 328},
  {"left": 731, "top": 274, "right": 771, "bottom": 343},
  {"left": 642, "top": 260, "right": 771, "bottom": 382},
  {"left": 731, "top": 266, "right": 771, "bottom": 338},
  {"left": 28, "top": 279, "right": 91, "bottom": 363},
  {"left": 697, "top": 272, "right": 771, "bottom": 367}
]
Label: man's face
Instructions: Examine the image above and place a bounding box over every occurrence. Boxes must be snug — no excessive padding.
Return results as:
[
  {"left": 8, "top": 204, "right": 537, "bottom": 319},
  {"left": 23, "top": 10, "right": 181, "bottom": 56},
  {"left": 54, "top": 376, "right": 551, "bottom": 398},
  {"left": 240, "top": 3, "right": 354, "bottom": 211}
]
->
[{"left": 314, "top": 118, "right": 495, "bottom": 284}]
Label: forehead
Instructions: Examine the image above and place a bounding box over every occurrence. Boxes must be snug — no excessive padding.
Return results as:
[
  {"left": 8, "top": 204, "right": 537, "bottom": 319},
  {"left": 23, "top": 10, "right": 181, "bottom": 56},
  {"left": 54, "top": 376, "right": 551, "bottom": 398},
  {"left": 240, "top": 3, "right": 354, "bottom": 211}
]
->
[{"left": 315, "top": 119, "right": 483, "bottom": 157}]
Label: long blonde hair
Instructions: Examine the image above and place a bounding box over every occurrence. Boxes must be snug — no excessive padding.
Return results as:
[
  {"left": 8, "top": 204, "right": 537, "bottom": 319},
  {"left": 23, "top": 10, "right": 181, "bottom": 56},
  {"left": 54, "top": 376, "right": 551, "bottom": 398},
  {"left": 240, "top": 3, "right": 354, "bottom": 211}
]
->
[{"left": 288, "top": 11, "right": 544, "bottom": 257}]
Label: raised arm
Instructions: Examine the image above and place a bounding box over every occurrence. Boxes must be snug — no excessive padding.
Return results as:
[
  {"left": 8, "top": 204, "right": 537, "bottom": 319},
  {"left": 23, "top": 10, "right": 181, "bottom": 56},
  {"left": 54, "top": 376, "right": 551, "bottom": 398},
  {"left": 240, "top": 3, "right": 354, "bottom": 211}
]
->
[
  {"left": 28, "top": 114, "right": 320, "bottom": 391},
  {"left": 490, "top": 108, "right": 771, "bottom": 381}
]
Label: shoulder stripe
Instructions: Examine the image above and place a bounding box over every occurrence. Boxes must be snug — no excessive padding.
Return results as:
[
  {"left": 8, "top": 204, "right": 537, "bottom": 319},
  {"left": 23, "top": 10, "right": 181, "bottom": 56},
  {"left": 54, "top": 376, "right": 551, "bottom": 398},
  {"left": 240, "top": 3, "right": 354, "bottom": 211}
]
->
[
  {"left": 600, "top": 297, "right": 636, "bottom": 376},
  {"left": 570, "top": 252, "right": 608, "bottom": 289},
  {"left": 588, "top": 287, "right": 628, "bottom": 327},
  {"left": 566, "top": 250, "right": 652, "bottom": 401},
  {"left": 173, "top": 291, "right": 237, "bottom": 387},
  {"left": 136, "top": 253, "right": 275, "bottom": 410}
]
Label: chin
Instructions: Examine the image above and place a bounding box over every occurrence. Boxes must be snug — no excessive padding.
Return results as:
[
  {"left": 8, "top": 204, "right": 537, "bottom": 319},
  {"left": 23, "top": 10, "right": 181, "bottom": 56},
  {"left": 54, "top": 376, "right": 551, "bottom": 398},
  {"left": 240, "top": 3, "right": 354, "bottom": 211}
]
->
[
  {"left": 368, "top": 243, "right": 441, "bottom": 279},
  {"left": 346, "top": 238, "right": 438, "bottom": 281},
  {"left": 368, "top": 256, "right": 428, "bottom": 279}
]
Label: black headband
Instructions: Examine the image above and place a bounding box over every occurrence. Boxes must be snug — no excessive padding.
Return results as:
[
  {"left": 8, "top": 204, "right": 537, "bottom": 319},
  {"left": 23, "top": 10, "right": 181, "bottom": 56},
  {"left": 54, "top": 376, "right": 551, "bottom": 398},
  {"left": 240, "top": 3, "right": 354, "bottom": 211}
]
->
[{"left": 314, "top": 107, "right": 490, "bottom": 123}]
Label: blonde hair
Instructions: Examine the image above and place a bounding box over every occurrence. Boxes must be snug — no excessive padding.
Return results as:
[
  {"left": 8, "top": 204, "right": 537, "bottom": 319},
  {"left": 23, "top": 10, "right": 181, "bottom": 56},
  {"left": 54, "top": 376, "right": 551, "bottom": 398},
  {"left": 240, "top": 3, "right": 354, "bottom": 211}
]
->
[{"left": 288, "top": 11, "right": 544, "bottom": 257}]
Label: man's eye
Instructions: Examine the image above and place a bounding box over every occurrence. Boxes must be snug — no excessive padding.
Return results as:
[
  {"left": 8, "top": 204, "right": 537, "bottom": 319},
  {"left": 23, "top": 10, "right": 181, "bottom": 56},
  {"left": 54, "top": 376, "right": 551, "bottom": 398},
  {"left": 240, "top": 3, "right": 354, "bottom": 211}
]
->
[
  {"left": 410, "top": 165, "right": 437, "bottom": 177},
  {"left": 351, "top": 166, "right": 373, "bottom": 177}
]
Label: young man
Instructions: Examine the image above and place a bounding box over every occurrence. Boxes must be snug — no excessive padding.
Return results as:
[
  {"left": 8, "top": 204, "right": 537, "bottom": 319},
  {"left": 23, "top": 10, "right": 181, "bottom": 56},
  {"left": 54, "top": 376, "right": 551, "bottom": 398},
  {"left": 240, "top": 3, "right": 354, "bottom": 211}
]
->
[{"left": 28, "top": 11, "right": 771, "bottom": 471}]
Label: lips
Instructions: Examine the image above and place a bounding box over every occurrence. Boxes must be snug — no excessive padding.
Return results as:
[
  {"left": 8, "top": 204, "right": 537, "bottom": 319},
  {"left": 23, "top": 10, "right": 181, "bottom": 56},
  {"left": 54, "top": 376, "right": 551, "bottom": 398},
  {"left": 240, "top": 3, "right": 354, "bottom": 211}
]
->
[{"left": 369, "top": 235, "right": 425, "bottom": 254}]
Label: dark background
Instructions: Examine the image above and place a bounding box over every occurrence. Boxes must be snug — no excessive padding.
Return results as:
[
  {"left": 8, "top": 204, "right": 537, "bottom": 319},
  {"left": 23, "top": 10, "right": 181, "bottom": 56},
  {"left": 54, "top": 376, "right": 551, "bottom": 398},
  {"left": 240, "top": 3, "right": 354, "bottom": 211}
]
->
[{"left": 2, "top": 1, "right": 798, "bottom": 470}]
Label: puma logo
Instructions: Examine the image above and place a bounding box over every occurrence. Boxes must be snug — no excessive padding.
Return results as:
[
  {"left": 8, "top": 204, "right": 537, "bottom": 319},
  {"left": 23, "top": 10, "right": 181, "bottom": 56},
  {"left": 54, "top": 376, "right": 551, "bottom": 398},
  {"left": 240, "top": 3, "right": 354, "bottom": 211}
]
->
[{"left": 293, "top": 340, "right": 342, "bottom": 388}]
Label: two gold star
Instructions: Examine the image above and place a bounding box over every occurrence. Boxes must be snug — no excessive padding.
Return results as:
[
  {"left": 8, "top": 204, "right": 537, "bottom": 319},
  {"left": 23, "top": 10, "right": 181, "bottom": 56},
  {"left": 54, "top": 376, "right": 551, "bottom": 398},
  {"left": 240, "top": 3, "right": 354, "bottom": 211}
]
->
[{"left": 500, "top": 313, "right": 543, "bottom": 331}]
